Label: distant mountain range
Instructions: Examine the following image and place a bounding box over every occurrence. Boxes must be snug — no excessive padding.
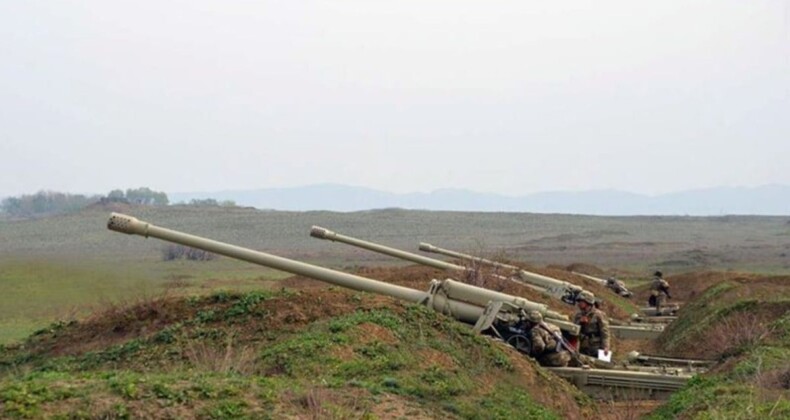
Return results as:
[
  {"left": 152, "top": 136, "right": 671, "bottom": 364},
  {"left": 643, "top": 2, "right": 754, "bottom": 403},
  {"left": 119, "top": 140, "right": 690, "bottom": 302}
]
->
[{"left": 169, "top": 184, "right": 790, "bottom": 216}]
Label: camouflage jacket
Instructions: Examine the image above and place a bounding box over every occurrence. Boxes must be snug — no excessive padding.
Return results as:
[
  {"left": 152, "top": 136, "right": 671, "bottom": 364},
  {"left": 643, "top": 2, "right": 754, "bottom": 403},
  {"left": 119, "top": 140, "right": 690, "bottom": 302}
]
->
[
  {"left": 529, "top": 323, "right": 563, "bottom": 356},
  {"left": 651, "top": 278, "right": 671, "bottom": 297},
  {"left": 573, "top": 308, "right": 611, "bottom": 350},
  {"left": 608, "top": 280, "right": 627, "bottom": 294}
]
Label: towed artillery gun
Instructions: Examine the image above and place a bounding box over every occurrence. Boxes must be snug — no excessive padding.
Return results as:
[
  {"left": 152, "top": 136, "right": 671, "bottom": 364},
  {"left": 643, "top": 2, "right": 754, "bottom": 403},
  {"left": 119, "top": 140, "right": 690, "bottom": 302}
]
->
[
  {"left": 626, "top": 351, "right": 715, "bottom": 370},
  {"left": 311, "top": 227, "right": 663, "bottom": 340},
  {"left": 309, "top": 227, "right": 561, "bottom": 297},
  {"left": 640, "top": 303, "right": 681, "bottom": 317},
  {"left": 571, "top": 271, "right": 633, "bottom": 298},
  {"left": 310, "top": 227, "right": 587, "bottom": 304},
  {"left": 418, "top": 242, "right": 588, "bottom": 305},
  {"left": 420, "top": 242, "right": 624, "bottom": 304},
  {"left": 107, "top": 213, "right": 575, "bottom": 343},
  {"left": 107, "top": 213, "right": 695, "bottom": 398},
  {"left": 419, "top": 243, "right": 677, "bottom": 326}
]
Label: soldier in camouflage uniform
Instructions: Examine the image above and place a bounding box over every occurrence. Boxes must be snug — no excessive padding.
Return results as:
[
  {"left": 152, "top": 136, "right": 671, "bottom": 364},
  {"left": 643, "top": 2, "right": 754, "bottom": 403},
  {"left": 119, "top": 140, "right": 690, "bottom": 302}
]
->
[
  {"left": 606, "top": 276, "right": 632, "bottom": 297},
  {"left": 649, "top": 271, "right": 671, "bottom": 314},
  {"left": 573, "top": 291, "right": 611, "bottom": 357},
  {"left": 523, "top": 310, "right": 571, "bottom": 367}
]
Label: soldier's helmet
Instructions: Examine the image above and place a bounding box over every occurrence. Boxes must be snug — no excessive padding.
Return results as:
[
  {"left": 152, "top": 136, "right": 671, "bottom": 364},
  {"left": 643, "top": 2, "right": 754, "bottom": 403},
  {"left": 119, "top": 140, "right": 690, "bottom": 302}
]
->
[
  {"left": 654, "top": 270, "right": 663, "bottom": 278},
  {"left": 607, "top": 276, "right": 616, "bottom": 284},
  {"left": 577, "top": 291, "right": 596, "bottom": 305},
  {"left": 525, "top": 310, "right": 543, "bottom": 323}
]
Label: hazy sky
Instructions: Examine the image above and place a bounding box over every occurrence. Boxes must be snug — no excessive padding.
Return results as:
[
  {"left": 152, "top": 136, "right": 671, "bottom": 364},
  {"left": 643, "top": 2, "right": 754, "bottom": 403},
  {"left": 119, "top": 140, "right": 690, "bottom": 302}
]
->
[{"left": 1, "top": 1, "right": 788, "bottom": 197}]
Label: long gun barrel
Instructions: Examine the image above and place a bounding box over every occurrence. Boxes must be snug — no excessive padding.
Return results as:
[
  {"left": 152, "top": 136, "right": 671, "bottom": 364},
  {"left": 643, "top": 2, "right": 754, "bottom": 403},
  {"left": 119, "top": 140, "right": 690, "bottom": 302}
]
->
[
  {"left": 572, "top": 271, "right": 633, "bottom": 298},
  {"left": 311, "top": 226, "right": 465, "bottom": 272},
  {"left": 107, "top": 213, "right": 576, "bottom": 334},
  {"left": 418, "top": 243, "right": 665, "bottom": 340},
  {"left": 419, "top": 242, "right": 588, "bottom": 305},
  {"left": 310, "top": 226, "right": 566, "bottom": 317},
  {"left": 570, "top": 271, "right": 607, "bottom": 286}
]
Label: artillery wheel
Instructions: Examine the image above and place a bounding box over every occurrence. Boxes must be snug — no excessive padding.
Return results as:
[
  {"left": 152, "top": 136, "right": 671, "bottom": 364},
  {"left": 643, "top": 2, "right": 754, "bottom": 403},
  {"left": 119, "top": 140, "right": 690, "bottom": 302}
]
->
[{"left": 506, "top": 334, "right": 532, "bottom": 355}]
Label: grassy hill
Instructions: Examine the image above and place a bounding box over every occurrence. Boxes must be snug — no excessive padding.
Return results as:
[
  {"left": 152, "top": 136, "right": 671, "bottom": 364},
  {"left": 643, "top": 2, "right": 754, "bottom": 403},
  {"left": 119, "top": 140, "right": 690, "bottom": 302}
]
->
[
  {"left": 0, "top": 288, "right": 592, "bottom": 419},
  {"left": 648, "top": 273, "right": 790, "bottom": 419}
]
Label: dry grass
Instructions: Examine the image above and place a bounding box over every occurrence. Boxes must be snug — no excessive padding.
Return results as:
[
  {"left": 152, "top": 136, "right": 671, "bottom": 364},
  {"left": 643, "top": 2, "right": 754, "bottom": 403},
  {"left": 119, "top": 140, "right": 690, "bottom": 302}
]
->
[
  {"left": 599, "top": 392, "right": 661, "bottom": 420},
  {"left": 758, "top": 368, "right": 790, "bottom": 390},
  {"left": 183, "top": 335, "right": 256, "bottom": 375},
  {"left": 707, "top": 311, "right": 775, "bottom": 358}
]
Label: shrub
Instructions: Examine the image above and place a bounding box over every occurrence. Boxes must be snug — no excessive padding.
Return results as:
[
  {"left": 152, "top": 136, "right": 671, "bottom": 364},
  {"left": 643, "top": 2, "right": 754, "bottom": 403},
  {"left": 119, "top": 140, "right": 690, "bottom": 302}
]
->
[{"left": 162, "top": 244, "right": 216, "bottom": 261}]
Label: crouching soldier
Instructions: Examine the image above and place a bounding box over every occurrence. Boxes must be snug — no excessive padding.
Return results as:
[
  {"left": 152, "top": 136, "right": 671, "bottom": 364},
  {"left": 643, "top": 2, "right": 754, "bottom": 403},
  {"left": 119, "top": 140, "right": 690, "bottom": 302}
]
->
[
  {"left": 574, "top": 291, "right": 611, "bottom": 358},
  {"left": 524, "top": 310, "right": 571, "bottom": 367},
  {"left": 606, "top": 276, "right": 632, "bottom": 297}
]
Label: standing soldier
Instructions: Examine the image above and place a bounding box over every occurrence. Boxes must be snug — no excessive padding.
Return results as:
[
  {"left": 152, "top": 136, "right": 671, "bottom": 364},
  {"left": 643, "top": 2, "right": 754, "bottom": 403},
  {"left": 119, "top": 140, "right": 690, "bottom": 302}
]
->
[
  {"left": 523, "top": 310, "right": 571, "bottom": 367},
  {"left": 649, "top": 271, "right": 672, "bottom": 314},
  {"left": 573, "top": 291, "right": 611, "bottom": 358}
]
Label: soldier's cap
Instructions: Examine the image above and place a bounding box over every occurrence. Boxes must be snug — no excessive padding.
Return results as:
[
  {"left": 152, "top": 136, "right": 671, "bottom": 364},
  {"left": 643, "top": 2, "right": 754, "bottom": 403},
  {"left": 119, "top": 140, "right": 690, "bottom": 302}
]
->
[
  {"left": 525, "top": 310, "right": 543, "bottom": 323},
  {"left": 577, "top": 291, "right": 596, "bottom": 304}
]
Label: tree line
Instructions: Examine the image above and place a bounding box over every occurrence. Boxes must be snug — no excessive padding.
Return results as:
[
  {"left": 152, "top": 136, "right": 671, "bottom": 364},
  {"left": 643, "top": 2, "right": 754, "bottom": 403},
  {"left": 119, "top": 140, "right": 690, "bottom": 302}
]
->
[
  {"left": 1, "top": 188, "right": 240, "bottom": 218},
  {"left": 1, "top": 187, "right": 169, "bottom": 218},
  {"left": 0, "top": 191, "right": 100, "bottom": 218}
]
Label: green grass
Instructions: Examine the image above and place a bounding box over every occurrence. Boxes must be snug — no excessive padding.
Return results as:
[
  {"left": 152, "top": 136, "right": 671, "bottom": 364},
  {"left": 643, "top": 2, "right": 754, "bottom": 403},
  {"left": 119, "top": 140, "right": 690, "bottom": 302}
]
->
[
  {"left": 649, "top": 375, "right": 790, "bottom": 419},
  {"left": 651, "top": 282, "right": 790, "bottom": 419},
  {"left": 657, "top": 281, "right": 739, "bottom": 353},
  {"left": 0, "top": 256, "right": 291, "bottom": 345},
  {"left": 0, "top": 370, "right": 278, "bottom": 419},
  {"left": 0, "top": 290, "right": 586, "bottom": 419}
]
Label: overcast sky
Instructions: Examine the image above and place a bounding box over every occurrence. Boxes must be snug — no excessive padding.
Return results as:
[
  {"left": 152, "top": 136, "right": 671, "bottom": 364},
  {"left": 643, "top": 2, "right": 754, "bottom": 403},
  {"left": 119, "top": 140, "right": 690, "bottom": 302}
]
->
[{"left": 1, "top": 1, "right": 788, "bottom": 197}]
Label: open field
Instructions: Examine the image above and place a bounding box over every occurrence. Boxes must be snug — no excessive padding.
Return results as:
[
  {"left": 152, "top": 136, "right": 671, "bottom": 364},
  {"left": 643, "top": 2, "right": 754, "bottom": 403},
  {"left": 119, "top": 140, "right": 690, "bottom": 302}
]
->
[
  {"left": 2, "top": 204, "right": 789, "bottom": 271},
  {"left": 1, "top": 204, "right": 789, "bottom": 344},
  {"left": 2, "top": 205, "right": 790, "bottom": 418}
]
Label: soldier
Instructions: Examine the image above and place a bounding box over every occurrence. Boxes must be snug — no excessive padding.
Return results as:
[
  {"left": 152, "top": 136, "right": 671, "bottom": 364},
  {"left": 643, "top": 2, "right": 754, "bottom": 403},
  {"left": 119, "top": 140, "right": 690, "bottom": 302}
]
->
[
  {"left": 523, "top": 310, "right": 571, "bottom": 367},
  {"left": 573, "top": 291, "right": 611, "bottom": 358},
  {"left": 606, "top": 276, "right": 632, "bottom": 297},
  {"left": 649, "top": 271, "right": 671, "bottom": 314}
]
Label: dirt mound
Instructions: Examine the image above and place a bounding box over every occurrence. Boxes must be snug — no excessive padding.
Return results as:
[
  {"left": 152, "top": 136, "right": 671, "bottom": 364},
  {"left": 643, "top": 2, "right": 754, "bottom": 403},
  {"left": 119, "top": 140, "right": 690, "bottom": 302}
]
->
[
  {"left": 1, "top": 287, "right": 592, "bottom": 419},
  {"left": 656, "top": 274, "right": 790, "bottom": 359},
  {"left": 648, "top": 273, "right": 790, "bottom": 419},
  {"left": 17, "top": 288, "right": 396, "bottom": 360}
]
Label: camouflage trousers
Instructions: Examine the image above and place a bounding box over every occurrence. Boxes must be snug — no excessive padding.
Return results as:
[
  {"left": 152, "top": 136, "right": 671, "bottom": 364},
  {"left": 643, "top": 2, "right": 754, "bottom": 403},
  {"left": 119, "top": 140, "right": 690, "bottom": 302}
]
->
[
  {"left": 650, "top": 293, "right": 668, "bottom": 309},
  {"left": 537, "top": 351, "right": 571, "bottom": 367},
  {"left": 579, "top": 337, "right": 604, "bottom": 357}
]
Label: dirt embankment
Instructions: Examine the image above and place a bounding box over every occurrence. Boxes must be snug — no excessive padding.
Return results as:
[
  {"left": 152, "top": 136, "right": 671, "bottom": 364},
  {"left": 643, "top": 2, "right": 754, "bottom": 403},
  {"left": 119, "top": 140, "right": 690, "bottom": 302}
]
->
[
  {"left": 3, "top": 285, "right": 592, "bottom": 419},
  {"left": 654, "top": 273, "right": 790, "bottom": 359}
]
